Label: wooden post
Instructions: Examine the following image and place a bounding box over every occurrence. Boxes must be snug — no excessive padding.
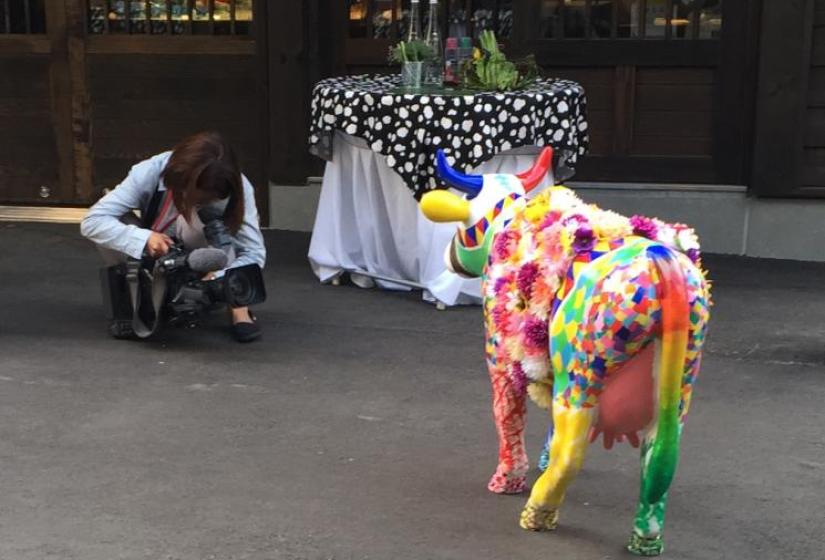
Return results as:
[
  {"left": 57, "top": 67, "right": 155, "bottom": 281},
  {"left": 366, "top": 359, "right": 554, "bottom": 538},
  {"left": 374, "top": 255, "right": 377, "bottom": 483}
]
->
[
  {"left": 123, "top": 0, "right": 130, "bottom": 33},
  {"left": 613, "top": 65, "right": 636, "bottom": 155},
  {"left": 4, "top": 0, "right": 11, "bottom": 34},
  {"left": 254, "top": 0, "right": 270, "bottom": 225},
  {"left": 24, "top": 0, "right": 32, "bottom": 32},
  {"left": 47, "top": 0, "right": 93, "bottom": 204},
  {"left": 752, "top": 0, "right": 814, "bottom": 196},
  {"left": 104, "top": 0, "right": 111, "bottom": 33},
  {"left": 638, "top": 0, "right": 646, "bottom": 38}
]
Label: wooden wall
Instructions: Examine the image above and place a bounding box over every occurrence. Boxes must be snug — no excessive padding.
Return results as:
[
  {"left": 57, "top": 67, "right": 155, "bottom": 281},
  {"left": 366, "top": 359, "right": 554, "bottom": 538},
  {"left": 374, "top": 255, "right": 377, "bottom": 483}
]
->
[
  {"left": 331, "top": 1, "right": 759, "bottom": 187},
  {"left": 88, "top": 54, "right": 259, "bottom": 192},
  {"left": 0, "top": 55, "right": 59, "bottom": 202},
  {"left": 753, "top": 0, "right": 825, "bottom": 197},
  {"left": 0, "top": 1, "right": 269, "bottom": 219},
  {"left": 801, "top": 0, "right": 825, "bottom": 193}
]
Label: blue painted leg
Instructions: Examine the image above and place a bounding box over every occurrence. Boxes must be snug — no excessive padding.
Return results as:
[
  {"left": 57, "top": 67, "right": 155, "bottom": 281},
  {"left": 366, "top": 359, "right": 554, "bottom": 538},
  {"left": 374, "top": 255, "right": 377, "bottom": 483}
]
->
[{"left": 537, "top": 423, "right": 554, "bottom": 472}]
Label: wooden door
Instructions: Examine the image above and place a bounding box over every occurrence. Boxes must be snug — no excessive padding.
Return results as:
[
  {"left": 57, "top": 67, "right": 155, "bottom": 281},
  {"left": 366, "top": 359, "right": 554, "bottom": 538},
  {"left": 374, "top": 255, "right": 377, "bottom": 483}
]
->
[
  {"left": 0, "top": 1, "right": 68, "bottom": 205},
  {"left": 510, "top": 0, "right": 759, "bottom": 185},
  {"left": 337, "top": 1, "right": 760, "bottom": 186},
  {"left": 83, "top": 0, "right": 269, "bottom": 222},
  {"left": 0, "top": 0, "right": 269, "bottom": 223},
  {"left": 752, "top": 0, "right": 825, "bottom": 198}
]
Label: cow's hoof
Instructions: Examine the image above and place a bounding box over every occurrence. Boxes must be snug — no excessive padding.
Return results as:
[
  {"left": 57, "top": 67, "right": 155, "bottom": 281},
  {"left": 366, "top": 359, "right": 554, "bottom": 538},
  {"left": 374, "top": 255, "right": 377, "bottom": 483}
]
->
[
  {"left": 487, "top": 470, "right": 526, "bottom": 494},
  {"left": 519, "top": 504, "right": 558, "bottom": 531},
  {"left": 627, "top": 534, "right": 664, "bottom": 556}
]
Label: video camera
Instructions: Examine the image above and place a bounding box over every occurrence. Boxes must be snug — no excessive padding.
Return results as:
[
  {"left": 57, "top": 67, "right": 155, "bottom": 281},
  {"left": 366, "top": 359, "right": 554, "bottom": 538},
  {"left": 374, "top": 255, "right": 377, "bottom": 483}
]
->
[{"left": 99, "top": 208, "right": 266, "bottom": 339}]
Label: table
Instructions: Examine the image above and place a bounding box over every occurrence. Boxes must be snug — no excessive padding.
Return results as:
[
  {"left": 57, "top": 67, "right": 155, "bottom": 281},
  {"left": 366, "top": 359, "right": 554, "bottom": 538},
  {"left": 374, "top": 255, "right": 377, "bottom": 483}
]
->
[{"left": 307, "top": 75, "right": 589, "bottom": 306}]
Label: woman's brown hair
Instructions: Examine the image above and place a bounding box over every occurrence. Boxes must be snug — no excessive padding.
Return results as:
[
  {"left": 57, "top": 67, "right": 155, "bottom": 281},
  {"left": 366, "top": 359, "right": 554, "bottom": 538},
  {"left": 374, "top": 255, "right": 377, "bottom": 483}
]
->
[{"left": 161, "top": 131, "right": 245, "bottom": 233}]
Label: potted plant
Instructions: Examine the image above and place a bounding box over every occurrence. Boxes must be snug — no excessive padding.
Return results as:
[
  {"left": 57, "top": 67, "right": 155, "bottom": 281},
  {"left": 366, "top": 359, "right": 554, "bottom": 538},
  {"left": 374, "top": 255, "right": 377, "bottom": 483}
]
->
[
  {"left": 462, "top": 30, "right": 538, "bottom": 92},
  {"left": 389, "top": 40, "right": 435, "bottom": 89}
]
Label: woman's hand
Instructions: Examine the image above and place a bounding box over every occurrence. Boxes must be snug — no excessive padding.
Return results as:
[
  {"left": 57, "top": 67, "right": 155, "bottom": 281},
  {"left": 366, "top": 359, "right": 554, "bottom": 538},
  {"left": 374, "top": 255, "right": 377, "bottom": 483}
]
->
[{"left": 145, "top": 231, "right": 173, "bottom": 258}]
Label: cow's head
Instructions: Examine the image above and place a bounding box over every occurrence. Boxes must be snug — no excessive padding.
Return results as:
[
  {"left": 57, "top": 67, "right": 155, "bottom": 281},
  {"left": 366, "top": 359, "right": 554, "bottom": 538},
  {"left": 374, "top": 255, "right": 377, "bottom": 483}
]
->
[{"left": 420, "top": 147, "right": 553, "bottom": 277}]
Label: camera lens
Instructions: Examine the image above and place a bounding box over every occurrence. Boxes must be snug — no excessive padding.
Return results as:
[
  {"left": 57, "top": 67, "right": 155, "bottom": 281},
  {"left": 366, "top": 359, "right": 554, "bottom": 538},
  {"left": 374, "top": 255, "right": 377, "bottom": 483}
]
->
[{"left": 225, "top": 267, "right": 265, "bottom": 306}]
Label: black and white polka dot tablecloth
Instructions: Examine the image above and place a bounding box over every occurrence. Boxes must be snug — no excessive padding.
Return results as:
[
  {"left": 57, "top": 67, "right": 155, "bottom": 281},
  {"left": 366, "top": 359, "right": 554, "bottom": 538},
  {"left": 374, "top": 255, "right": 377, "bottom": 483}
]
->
[{"left": 309, "top": 74, "right": 589, "bottom": 199}]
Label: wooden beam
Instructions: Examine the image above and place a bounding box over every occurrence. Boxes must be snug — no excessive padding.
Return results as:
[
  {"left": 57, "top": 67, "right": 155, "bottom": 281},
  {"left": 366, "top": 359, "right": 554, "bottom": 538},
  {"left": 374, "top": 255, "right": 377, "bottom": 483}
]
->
[
  {"left": 527, "top": 38, "right": 720, "bottom": 66},
  {"left": 4, "top": 0, "right": 11, "bottom": 34},
  {"left": 24, "top": 0, "right": 32, "bottom": 33},
  {"left": 86, "top": 34, "right": 255, "bottom": 54},
  {"left": 611, "top": 0, "right": 618, "bottom": 39},
  {"left": 66, "top": 0, "right": 94, "bottom": 201},
  {"left": 253, "top": 0, "right": 269, "bottom": 225},
  {"left": 690, "top": 0, "right": 699, "bottom": 39},
  {"left": 0, "top": 35, "right": 51, "bottom": 54},
  {"left": 638, "top": 0, "right": 646, "bottom": 38},
  {"left": 613, "top": 65, "right": 636, "bottom": 155},
  {"left": 46, "top": 0, "right": 75, "bottom": 203},
  {"left": 713, "top": 0, "right": 762, "bottom": 185},
  {"left": 752, "top": 0, "right": 815, "bottom": 196}
]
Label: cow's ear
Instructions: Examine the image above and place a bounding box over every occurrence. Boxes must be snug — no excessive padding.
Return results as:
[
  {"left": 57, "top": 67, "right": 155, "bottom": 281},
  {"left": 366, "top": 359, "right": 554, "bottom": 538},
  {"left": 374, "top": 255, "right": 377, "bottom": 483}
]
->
[{"left": 420, "top": 190, "right": 471, "bottom": 223}]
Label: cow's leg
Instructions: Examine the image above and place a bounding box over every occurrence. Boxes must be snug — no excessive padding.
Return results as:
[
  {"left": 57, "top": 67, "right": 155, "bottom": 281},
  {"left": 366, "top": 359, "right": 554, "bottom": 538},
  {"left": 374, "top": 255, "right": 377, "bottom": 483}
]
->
[
  {"left": 486, "top": 359, "right": 529, "bottom": 494},
  {"left": 537, "top": 422, "right": 553, "bottom": 472},
  {"left": 627, "top": 342, "right": 704, "bottom": 556},
  {"left": 519, "top": 403, "right": 595, "bottom": 530},
  {"left": 626, "top": 421, "right": 680, "bottom": 556}
]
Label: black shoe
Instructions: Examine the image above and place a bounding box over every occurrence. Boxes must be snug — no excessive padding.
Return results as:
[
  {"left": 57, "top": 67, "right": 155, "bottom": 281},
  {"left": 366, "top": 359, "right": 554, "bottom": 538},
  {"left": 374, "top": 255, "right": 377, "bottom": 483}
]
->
[
  {"left": 231, "top": 313, "right": 261, "bottom": 343},
  {"left": 109, "top": 320, "right": 135, "bottom": 339}
]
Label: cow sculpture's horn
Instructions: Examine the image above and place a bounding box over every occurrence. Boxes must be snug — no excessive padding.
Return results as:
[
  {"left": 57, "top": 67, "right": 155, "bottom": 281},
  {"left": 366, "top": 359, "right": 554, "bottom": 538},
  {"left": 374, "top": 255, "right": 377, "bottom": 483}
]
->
[
  {"left": 516, "top": 146, "right": 554, "bottom": 193},
  {"left": 436, "top": 150, "right": 483, "bottom": 199}
]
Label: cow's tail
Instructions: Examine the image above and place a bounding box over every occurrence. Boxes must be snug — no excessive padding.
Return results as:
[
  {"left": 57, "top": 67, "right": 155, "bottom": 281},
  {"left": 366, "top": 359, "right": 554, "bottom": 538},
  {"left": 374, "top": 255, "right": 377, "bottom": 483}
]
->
[{"left": 644, "top": 244, "right": 690, "bottom": 504}]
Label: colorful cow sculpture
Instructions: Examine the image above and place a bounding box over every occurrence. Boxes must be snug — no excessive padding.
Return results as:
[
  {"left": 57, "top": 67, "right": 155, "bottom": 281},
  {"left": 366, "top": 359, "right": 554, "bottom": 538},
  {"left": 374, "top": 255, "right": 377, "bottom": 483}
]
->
[{"left": 420, "top": 148, "right": 711, "bottom": 556}]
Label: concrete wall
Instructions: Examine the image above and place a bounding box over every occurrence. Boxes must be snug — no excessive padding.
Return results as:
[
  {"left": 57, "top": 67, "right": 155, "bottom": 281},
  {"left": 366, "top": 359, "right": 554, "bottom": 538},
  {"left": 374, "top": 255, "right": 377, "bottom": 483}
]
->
[{"left": 269, "top": 181, "right": 825, "bottom": 262}]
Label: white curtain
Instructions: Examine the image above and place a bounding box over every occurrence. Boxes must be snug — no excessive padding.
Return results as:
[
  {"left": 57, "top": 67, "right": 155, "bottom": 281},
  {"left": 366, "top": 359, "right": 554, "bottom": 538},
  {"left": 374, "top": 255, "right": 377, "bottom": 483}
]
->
[{"left": 308, "top": 132, "right": 554, "bottom": 306}]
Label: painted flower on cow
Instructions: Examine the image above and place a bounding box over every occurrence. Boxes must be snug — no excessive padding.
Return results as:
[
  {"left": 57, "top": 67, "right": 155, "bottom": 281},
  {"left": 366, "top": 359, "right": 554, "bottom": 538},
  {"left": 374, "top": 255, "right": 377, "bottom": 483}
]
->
[
  {"left": 522, "top": 316, "right": 549, "bottom": 350},
  {"left": 593, "top": 209, "right": 632, "bottom": 240},
  {"left": 494, "top": 229, "right": 521, "bottom": 260},
  {"left": 516, "top": 262, "right": 540, "bottom": 299},
  {"left": 509, "top": 361, "right": 528, "bottom": 394},
  {"left": 675, "top": 226, "right": 700, "bottom": 255},
  {"left": 630, "top": 215, "right": 658, "bottom": 240},
  {"left": 572, "top": 225, "right": 595, "bottom": 254}
]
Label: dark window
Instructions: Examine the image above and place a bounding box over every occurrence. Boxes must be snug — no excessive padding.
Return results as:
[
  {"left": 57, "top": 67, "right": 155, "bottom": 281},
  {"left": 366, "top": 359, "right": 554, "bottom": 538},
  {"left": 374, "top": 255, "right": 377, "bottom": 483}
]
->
[
  {"left": 0, "top": 0, "right": 46, "bottom": 34},
  {"left": 538, "top": 0, "right": 722, "bottom": 40},
  {"left": 87, "top": 0, "right": 253, "bottom": 35}
]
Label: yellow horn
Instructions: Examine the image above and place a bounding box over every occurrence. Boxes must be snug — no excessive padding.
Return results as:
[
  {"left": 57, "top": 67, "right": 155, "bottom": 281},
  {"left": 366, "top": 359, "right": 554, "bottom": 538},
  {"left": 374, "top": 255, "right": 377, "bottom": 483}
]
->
[{"left": 420, "top": 190, "right": 471, "bottom": 223}]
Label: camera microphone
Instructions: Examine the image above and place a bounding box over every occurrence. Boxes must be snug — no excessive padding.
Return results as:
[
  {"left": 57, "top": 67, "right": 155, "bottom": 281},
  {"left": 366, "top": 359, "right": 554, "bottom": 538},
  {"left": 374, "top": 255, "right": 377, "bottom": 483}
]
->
[{"left": 186, "top": 248, "right": 229, "bottom": 273}]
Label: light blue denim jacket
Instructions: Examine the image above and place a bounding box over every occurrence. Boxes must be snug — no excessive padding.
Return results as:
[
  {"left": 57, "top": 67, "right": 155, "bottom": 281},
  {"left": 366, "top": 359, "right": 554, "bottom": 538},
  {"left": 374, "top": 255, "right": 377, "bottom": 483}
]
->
[{"left": 80, "top": 152, "right": 266, "bottom": 269}]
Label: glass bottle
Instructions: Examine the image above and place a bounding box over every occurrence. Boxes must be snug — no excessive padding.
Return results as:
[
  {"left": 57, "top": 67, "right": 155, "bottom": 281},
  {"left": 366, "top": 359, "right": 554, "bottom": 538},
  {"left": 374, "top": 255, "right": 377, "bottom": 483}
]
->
[
  {"left": 423, "top": 0, "right": 443, "bottom": 87},
  {"left": 407, "top": 0, "right": 422, "bottom": 42}
]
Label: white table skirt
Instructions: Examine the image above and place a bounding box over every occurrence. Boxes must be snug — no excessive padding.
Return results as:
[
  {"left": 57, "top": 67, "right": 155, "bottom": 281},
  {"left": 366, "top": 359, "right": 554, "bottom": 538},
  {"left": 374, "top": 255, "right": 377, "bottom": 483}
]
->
[{"left": 308, "top": 132, "right": 555, "bottom": 306}]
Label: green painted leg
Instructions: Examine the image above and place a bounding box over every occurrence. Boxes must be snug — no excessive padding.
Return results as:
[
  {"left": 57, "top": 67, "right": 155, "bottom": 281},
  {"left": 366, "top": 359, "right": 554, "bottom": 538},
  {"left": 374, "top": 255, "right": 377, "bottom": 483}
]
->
[{"left": 627, "top": 430, "right": 679, "bottom": 557}]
